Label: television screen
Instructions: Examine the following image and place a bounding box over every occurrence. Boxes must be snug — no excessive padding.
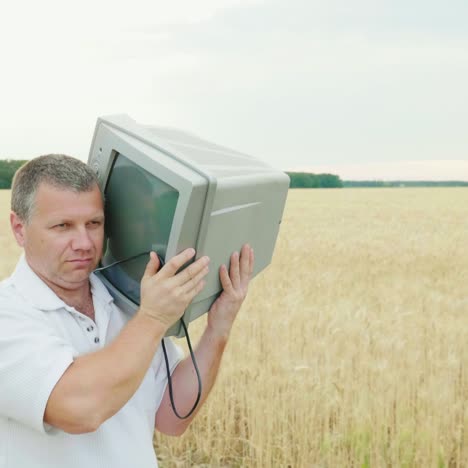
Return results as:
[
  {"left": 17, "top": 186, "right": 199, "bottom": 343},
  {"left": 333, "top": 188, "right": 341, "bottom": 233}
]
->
[{"left": 100, "top": 153, "right": 179, "bottom": 305}]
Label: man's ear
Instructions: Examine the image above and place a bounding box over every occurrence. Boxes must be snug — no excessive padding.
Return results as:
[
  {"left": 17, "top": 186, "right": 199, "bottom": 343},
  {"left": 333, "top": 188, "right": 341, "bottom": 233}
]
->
[{"left": 10, "top": 211, "right": 26, "bottom": 247}]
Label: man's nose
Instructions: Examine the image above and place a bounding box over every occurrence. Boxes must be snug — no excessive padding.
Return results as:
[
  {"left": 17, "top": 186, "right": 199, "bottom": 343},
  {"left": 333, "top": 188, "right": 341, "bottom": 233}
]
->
[{"left": 71, "top": 227, "right": 94, "bottom": 251}]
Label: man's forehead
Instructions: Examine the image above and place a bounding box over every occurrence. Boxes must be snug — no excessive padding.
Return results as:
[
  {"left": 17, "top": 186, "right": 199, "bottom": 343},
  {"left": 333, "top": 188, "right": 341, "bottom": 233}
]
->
[
  {"left": 34, "top": 182, "right": 104, "bottom": 216},
  {"left": 36, "top": 181, "right": 100, "bottom": 196}
]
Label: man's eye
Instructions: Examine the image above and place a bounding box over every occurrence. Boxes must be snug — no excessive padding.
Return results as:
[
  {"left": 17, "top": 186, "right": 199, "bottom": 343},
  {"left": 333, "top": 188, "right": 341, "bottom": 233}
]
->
[{"left": 54, "top": 223, "right": 68, "bottom": 229}]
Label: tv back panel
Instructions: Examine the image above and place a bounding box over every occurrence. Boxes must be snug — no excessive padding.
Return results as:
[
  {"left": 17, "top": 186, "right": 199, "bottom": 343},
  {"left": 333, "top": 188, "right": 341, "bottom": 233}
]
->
[{"left": 88, "top": 114, "right": 289, "bottom": 337}]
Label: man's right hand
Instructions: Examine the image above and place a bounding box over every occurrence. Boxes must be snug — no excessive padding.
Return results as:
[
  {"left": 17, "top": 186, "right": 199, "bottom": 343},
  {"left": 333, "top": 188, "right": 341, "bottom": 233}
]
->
[{"left": 138, "top": 249, "right": 210, "bottom": 329}]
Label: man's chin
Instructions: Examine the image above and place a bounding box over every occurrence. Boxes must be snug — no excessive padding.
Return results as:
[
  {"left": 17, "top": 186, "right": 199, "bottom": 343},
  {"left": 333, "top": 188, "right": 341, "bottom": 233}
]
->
[
  {"left": 63, "top": 263, "right": 97, "bottom": 283},
  {"left": 62, "top": 272, "right": 90, "bottom": 285}
]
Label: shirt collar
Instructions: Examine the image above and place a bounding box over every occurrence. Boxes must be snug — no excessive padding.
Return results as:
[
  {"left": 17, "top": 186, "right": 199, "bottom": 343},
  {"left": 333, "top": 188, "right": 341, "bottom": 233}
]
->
[
  {"left": 89, "top": 271, "right": 115, "bottom": 306},
  {"left": 10, "top": 254, "right": 114, "bottom": 312}
]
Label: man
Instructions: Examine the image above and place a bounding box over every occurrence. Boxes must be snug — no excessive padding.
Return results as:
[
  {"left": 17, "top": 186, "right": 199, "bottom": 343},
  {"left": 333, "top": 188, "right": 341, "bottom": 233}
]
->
[{"left": 0, "top": 154, "right": 254, "bottom": 468}]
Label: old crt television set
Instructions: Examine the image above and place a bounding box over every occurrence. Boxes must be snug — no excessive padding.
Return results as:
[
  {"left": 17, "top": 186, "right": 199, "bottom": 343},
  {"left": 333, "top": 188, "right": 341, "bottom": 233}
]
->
[{"left": 88, "top": 114, "right": 289, "bottom": 337}]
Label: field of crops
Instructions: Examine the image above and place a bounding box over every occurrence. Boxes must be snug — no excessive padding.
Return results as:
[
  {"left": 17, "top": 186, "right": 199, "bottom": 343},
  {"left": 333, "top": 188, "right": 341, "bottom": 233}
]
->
[{"left": 1, "top": 188, "right": 467, "bottom": 467}]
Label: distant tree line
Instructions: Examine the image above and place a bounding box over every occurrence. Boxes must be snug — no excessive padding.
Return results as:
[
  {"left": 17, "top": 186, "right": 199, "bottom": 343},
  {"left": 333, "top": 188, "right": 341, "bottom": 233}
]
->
[
  {"left": 343, "top": 180, "right": 468, "bottom": 187},
  {"left": 287, "top": 172, "right": 343, "bottom": 188},
  {"left": 0, "top": 159, "right": 27, "bottom": 189},
  {"left": 1, "top": 161, "right": 467, "bottom": 189},
  {"left": 287, "top": 172, "right": 468, "bottom": 188}
]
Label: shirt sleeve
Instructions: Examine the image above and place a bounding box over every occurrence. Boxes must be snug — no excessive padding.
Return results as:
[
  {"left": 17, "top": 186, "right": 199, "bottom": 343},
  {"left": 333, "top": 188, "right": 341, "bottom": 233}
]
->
[
  {"left": 151, "top": 337, "right": 184, "bottom": 411},
  {"left": 0, "top": 300, "right": 76, "bottom": 434}
]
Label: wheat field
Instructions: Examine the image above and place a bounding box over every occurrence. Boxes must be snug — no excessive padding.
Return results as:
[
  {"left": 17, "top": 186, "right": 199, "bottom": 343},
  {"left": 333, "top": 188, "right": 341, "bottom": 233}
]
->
[{"left": 1, "top": 188, "right": 467, "bottom": 467}]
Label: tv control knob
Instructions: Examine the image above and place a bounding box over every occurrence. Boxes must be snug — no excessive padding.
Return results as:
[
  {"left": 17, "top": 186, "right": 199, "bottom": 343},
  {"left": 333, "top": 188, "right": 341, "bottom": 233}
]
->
[{"left": 92, "top": 161, "right": 100, "bottom": 176}]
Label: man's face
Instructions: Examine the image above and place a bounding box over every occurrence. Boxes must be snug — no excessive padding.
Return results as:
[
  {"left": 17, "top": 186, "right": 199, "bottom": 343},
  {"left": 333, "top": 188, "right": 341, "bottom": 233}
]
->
[{"left": 10, "top": 182, "right": 104, "bottom": 291}]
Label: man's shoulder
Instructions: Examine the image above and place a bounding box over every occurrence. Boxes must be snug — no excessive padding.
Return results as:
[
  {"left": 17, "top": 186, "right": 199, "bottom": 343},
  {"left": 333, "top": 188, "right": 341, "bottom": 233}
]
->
[
  {"left": 0, "top": 276, "right": 15, "bottom": 300},
  {"left": 0, "top": 257, "right": 28, "bottom": 304},
  {"left": 0, "top": 275, "right": 40, "bottom": 318}
]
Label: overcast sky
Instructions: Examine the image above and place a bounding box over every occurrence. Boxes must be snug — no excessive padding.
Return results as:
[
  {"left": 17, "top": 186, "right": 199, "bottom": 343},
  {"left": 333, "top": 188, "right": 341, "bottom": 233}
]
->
[{"left": 0, "top": 0, "right": 467, "bottom": 179}]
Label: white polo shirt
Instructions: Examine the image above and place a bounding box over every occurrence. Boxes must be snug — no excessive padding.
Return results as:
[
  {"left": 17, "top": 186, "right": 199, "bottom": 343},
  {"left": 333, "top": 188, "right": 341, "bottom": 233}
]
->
[{"left": 0, "top": 255, "right": 183, "bottom": 468}]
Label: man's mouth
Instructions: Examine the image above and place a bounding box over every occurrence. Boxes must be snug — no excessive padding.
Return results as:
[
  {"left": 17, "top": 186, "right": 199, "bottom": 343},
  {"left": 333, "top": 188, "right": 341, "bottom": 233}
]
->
[{"left": 68, "top": 258, "right": 93, "bottom": 265}]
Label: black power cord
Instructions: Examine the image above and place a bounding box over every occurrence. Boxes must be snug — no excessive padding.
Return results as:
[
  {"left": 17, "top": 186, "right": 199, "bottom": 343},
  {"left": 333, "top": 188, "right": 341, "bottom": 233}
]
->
[
  {"left": 95, "top": 251, "right": 203, "bottom": 419},
  {"left": 162, "top": 318, "right": 202, "bottom": 419},
  {"left": 94, "top": 251, "right": 157, "bottom": 272}
]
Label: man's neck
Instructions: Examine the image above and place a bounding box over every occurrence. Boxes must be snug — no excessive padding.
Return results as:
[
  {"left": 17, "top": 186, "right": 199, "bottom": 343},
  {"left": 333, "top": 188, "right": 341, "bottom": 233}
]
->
[
  {"left": 36, "top": 272, "right": 95, "bottom": 321},
  {"left": 54, "top": 285, "right": 95, "bottom": 321}
]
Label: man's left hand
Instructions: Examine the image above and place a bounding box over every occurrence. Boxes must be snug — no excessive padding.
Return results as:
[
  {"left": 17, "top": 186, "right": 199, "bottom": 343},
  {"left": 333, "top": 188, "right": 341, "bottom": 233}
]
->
[{"left": 207, "top": 244, "right": 254, "bottom": 339}]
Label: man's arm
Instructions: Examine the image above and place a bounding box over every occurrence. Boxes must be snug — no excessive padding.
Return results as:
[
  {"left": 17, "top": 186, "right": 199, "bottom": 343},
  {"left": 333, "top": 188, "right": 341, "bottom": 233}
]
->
[
  {"left": 155, "top": 244, "right": 254, "bottom": 436},
  {"left": 44, "top": 314, "right": 167, "bottom": 433},
  {"left": 44, "top": 248, "right": 210, "bottom": 434}
]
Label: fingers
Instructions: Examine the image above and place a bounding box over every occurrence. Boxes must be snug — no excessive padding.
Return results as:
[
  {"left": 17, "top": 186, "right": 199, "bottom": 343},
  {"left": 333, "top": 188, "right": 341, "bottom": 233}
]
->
[
  {"left": 232, "top": 244, "right": 254, "bottom": 289},
  {"left": 142, "top": 251, "right": 161, "bottom": 279},
  {"left": 249, "top": 247, "right": 255, "bottom": 277},
  {"left": 148, "top": 244, "right": 254, "bottom": 294},
  {"left": 159, "top": 248, "right": 196, "bottom": 278},
  {"left": 181, "top": 256, "right": 210, "bottom": 284},
  {"left": 181, "top": 268, "right": 208, "bottom": 302},
  {"left": 220, "top": 244, "right": 253, "bottom": 293},
  {"left": 229, "top": 251, "right": 241, "bottom": 290},
  {"left": 190, "top": 277, "right": 207, "bottom": 297},
  {"left": 180, "top": 262, "right": 210, "bottom": 295},
  {"left": 158, "top": 248, "right": 210, "bottom": 292},
  {"left": 240, "top": 244, "right": 251, "bottom": 281},
  {"left": 220, "top": 263, "right": 234, "bottom": 293}
]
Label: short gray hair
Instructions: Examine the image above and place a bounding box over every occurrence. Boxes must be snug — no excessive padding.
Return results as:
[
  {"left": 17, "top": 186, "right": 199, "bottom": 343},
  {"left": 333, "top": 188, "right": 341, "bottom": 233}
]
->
[{"left": 11, "top": 154, "right": 101, "bottom": 223}]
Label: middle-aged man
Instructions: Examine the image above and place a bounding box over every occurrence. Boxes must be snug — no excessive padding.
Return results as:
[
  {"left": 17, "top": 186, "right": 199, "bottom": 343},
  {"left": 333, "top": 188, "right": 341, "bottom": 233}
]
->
[{"left": 0, "top": 154, "right": 254, "bottom": 468}]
